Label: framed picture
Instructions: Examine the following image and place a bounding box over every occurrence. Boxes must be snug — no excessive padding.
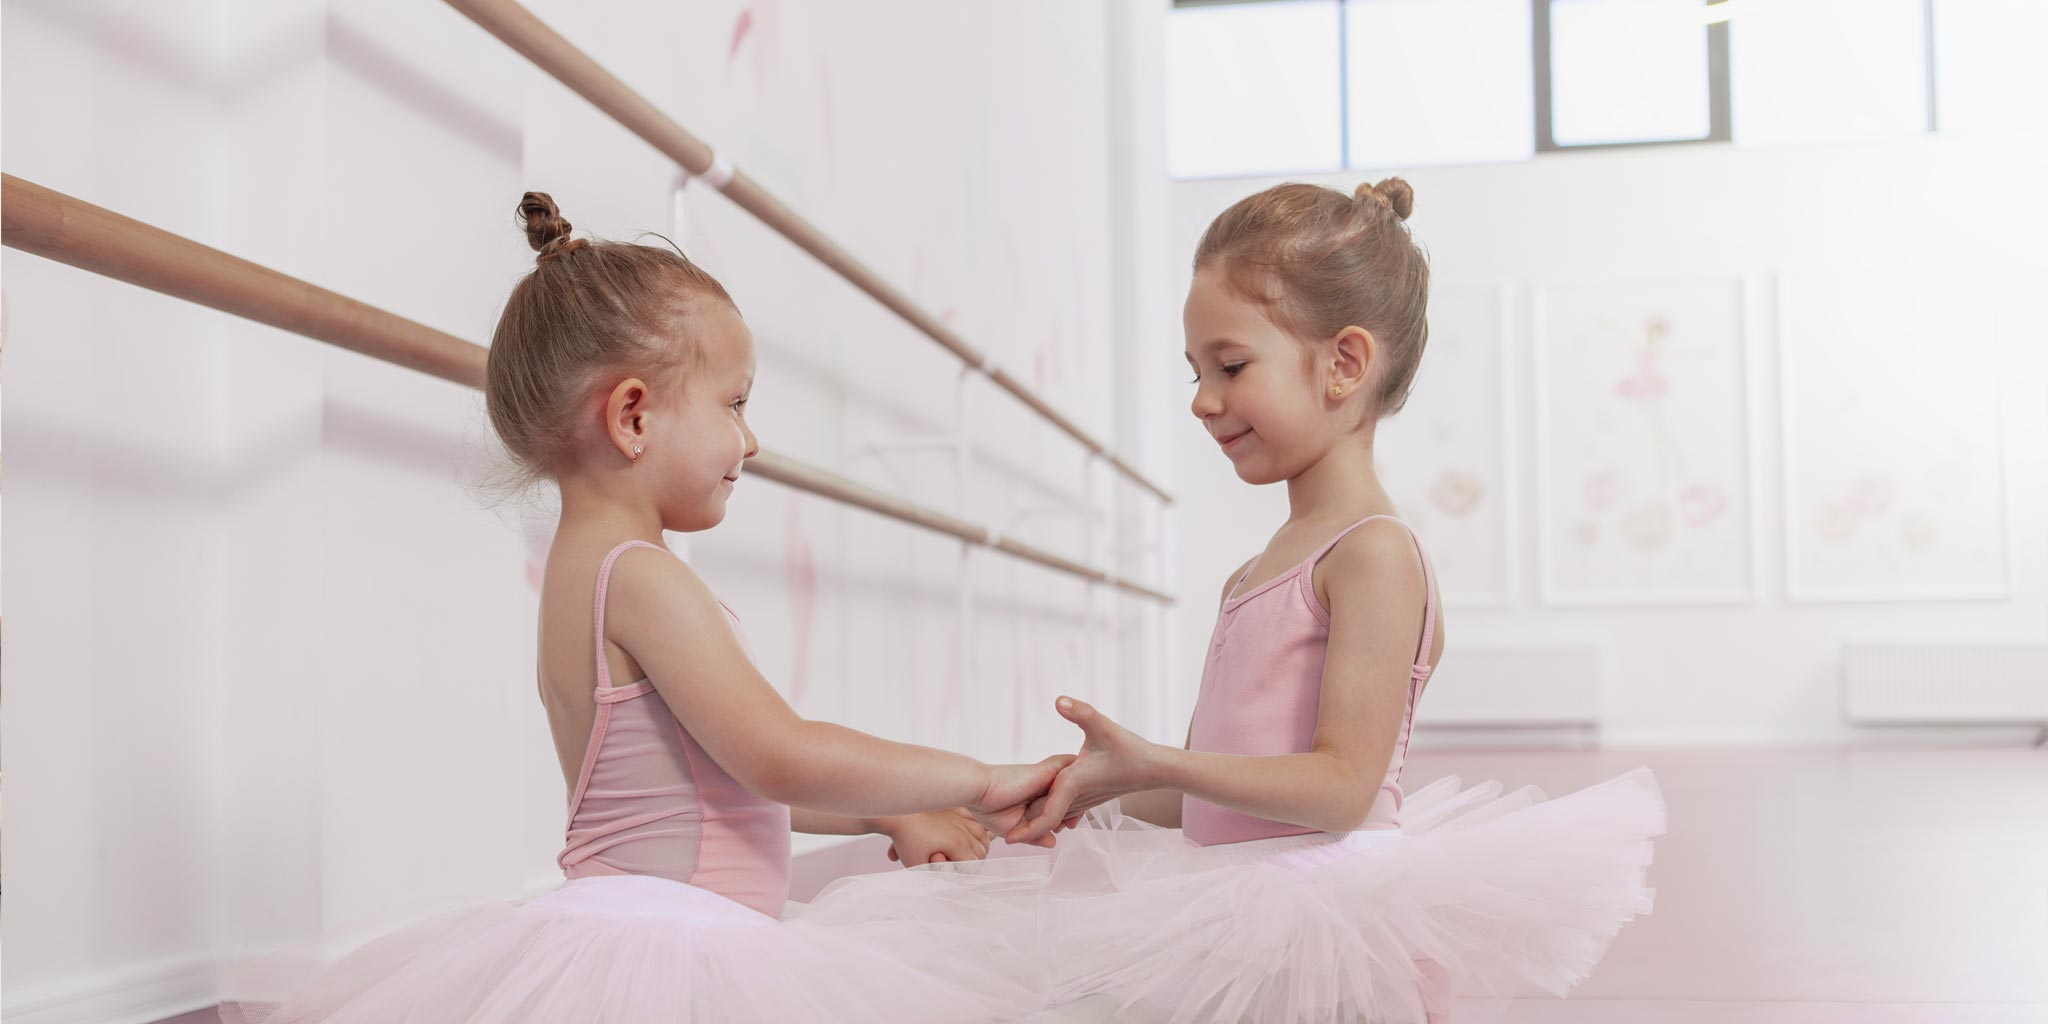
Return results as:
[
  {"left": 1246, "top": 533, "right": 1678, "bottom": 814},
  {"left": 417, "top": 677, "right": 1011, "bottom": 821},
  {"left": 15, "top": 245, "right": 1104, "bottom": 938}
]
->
[
  {"left": 1779, "top": 271, "right": 2008, "bottom": 602},
  {"left": 1533, "top": 277, "right": 1758, "bottom": 605},
  {"left": 1379, "top": 283, "right": 1517, "bottom": 607}
]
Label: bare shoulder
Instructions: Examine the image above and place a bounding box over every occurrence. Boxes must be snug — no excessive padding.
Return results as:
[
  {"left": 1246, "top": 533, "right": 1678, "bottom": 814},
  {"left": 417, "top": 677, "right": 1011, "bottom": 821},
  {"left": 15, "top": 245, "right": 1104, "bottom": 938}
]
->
[
  {"left": 1315, "top": 518, "right": 1428, "bottom": 614},
  {"left": 600, "top": 544, "right": 720, "bottom": 636}
]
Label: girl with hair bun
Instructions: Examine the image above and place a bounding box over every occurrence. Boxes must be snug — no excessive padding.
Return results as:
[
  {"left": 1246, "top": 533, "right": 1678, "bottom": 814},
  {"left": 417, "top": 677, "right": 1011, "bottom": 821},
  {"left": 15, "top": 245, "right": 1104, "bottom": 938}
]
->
[
  {"left": 816, "top": 180, "right": 1667, "bottom": 1023},
  {"left": 216, "top": 193, "right": 1071, "bottom": 1024},
  {"left": 1006, "top": 178, "right": 1667, "bottom": 1021}
]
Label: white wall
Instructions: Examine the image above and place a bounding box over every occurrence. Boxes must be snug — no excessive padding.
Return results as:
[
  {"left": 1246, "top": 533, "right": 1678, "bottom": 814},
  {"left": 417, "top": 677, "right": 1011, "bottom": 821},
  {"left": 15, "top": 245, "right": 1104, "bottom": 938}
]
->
[
  {"left": 0, "top": 2, "right": 1170, "bottom": 1021},
  {"left": 1168, "top": 104, "right": 2048, "bottom": 748}
]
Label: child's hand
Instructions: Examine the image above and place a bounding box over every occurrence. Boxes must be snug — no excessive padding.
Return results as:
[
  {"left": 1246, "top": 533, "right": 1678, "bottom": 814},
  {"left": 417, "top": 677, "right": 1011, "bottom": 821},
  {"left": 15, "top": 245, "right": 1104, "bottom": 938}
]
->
[
  {"left": 969, "top": 754, "right": 1074, "bottom": 845},
  {"left": 879, "top": 808, "right": 992, "bottom": 865},
  {"left": 1004, "top": 697, "right": 1161, "bottom": 845}
]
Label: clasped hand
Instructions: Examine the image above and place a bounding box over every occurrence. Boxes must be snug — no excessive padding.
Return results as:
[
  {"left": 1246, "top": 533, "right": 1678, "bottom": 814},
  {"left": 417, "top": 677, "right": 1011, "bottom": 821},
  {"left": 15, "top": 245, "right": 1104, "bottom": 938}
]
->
[{"left": 905, "top": 697, "right": 1156, "bottom": 864}]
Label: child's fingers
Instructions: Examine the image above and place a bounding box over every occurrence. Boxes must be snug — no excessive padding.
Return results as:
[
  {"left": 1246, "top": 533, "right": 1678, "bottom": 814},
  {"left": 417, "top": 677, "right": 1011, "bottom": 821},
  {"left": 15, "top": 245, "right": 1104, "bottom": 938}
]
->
[
  {"left": 886, "top": 845, "right": 900, "bottom": 862},
  {"left": 1006, "top": 776, "right": 1076, "bottom": 844}
]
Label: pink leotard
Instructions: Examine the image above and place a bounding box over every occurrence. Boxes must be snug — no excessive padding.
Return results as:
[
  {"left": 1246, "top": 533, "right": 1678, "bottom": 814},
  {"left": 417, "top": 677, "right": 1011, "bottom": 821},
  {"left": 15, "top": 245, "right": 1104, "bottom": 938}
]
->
[
  {"left": 556, "top": 540, "right": 793, "bottom": 917},
  {"left": 1182, "top": 515, "right": 1439, "bottom": 846}
]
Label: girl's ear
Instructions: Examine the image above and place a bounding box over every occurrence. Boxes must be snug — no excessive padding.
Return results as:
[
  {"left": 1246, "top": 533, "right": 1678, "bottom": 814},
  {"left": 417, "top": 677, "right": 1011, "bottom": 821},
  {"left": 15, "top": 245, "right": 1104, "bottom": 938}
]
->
[
  {"left": 1328, "top": 326, "right": 1375, "bottom": 399},
  {"left": 605, "top": 378, "right": 650, "bottom": 462}
]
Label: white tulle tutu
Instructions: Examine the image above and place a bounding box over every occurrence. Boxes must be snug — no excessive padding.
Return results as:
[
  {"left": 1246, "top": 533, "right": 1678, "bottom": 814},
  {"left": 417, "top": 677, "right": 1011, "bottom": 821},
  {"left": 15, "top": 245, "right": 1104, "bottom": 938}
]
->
[
  {"left": 810, "top": 765, "right": 1667, "bottom": 1024},
  {"left": 217, "top": 873, "right": 1036, "bottom": 1023}
]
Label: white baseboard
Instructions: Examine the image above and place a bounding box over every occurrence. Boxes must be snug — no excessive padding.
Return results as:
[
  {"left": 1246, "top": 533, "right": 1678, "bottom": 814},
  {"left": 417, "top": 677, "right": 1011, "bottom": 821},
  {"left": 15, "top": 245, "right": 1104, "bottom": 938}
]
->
[{"left": 3, "top": 954, "right": 217, "bottom": 1024}]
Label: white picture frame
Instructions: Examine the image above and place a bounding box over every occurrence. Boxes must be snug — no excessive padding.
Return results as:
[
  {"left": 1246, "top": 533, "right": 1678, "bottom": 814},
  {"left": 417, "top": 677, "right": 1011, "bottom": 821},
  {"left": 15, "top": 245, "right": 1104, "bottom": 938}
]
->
[
  {"left": 1778, "top": 271, "right": 2010, "bottom": 603},
  {"left": 1532, "top": 276, "right": 1760, "bottom": 606}
]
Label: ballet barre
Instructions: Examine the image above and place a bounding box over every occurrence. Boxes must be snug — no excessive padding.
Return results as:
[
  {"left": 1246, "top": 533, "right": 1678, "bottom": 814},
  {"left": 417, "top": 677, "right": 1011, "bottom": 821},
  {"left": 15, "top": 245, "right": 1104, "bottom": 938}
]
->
[
  {"left": 0, "top": 173, "right": 1172, "bottom": 604},
  {"left": 440, "top": 0, "right": 1174, "bottom": 507}
]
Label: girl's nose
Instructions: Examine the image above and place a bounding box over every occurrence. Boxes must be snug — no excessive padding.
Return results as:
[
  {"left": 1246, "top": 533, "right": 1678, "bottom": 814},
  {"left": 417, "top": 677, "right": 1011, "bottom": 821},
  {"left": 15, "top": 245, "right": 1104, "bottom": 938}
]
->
[{"left": 1189, "top": 383, "right": 1222, "bottom": 420}]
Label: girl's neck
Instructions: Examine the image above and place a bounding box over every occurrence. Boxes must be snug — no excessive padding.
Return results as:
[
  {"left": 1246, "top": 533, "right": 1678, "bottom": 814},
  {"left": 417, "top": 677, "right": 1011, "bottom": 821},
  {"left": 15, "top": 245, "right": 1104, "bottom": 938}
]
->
[
  {"left": 1282, "top": 432, "right": 1394, "bottom": 527},
  {"left": 557, "top": 476, "right": 668, "bottom": 547}
]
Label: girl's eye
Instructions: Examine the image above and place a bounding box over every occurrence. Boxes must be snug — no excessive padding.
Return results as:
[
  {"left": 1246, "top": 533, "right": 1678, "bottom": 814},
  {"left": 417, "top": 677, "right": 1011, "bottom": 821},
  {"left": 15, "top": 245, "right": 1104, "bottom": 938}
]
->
[
  {"left": 1189, "top": 362, "right": 1246, "bottom": 384},
  {"left": 731, "top": 398, "right": 748, "bottom": 412}
]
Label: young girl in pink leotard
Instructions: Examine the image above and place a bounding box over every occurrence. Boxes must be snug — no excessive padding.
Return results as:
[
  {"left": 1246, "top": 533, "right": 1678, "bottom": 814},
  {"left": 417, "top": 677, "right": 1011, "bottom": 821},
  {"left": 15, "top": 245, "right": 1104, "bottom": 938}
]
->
[
  {"left": 1006, "top": 179, "right": 1667, "bottom": 1022},
  {"left": 218, "top": 194, "right": 1066, "bottom": 1023},
  {"left": 812, "top": 180, "right": 1667, "bottom": 1024}
]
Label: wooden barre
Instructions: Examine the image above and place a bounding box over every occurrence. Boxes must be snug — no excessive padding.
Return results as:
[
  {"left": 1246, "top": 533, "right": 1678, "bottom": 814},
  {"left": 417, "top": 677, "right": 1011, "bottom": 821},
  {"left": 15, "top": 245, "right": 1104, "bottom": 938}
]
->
[
  {"left": 0, "top": 173, "right": 1173, "bottom": 604},
  {"left": 441, "top": 0, "right": 1174, "bottom": 506}
]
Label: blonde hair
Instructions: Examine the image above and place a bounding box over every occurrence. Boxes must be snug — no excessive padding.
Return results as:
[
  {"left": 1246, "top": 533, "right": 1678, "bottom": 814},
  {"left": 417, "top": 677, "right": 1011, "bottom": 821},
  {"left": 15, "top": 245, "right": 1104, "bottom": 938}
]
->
[
  {"left": 1193, "top": 179, "right": 1430, "bottom": 416},
  {"left": 485, "top": 192, "right": 733, "bottom": 483}
]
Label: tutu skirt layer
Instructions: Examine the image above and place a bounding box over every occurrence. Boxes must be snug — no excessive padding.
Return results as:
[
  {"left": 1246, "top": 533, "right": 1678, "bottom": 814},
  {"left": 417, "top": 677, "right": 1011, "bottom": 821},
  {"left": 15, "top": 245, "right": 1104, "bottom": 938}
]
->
[
  {"left": 811, "top": 765, "right": 1667, "bottom": 1024},
  {"left": 220, "top": 768, "right": 1663, "bottom": 1023},
  {"left": 219, "top": 873, "right": 1035, "bottom": 1023}
]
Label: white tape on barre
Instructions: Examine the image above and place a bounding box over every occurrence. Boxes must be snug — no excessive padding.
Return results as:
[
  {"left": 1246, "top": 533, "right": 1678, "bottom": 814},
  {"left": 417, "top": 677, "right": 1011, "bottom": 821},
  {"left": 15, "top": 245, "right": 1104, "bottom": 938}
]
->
[{"left": 689, "top": 153, "right": 736, "bottom": 191}]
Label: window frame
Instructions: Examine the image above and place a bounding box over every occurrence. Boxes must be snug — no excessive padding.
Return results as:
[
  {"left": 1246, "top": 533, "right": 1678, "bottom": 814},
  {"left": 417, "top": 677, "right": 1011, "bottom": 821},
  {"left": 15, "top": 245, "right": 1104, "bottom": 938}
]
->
[{"left": 1532, "top": 0, "right": 1731, "bottom": 153}]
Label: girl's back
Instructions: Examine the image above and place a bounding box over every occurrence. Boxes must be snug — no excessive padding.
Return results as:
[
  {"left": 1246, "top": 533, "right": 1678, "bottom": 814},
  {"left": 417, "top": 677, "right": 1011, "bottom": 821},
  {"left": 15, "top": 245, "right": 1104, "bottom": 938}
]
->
[{"left": 539, "top": 538, "right": 791, "bottom": 917}]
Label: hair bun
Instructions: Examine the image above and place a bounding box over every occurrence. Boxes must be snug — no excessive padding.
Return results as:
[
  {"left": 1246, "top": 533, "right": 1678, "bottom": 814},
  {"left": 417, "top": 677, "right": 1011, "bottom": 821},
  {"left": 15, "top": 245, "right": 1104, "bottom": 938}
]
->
[
  {"left": 517, "top": 191, "right": 580, "bottom": 259},
  {"left": 1354, "top": 177, "right": 1415, "bottom": 222}
]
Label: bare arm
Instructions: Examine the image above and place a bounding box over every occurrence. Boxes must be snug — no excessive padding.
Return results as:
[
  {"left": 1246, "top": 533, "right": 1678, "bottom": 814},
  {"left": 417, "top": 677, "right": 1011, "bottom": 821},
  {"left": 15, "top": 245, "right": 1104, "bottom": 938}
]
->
[
  {"left": 1113, "top": 725, "right": 1191, "bottom": 827},
  {"left": 1115, "top": 787, "right": 1182, "bottom": 827},
  {"left": 608, "top": 549, "right": 1062, "bottom": 823}
]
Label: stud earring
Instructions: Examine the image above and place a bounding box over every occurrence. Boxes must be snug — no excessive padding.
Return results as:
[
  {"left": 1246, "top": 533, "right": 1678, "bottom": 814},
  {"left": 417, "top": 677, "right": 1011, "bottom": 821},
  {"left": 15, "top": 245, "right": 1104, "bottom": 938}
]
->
[
  {"left": 1331, "top": 384, "right": 1343, "bottom": 397},
  {"left": 631, "top": 445, "right": 644, "bottom": 460}
]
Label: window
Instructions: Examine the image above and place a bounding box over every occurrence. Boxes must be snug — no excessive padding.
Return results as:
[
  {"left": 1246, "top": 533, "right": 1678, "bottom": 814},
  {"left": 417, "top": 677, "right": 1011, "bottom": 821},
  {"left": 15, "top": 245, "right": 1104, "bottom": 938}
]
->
[
  {"left": 1537, "top": 0, "right": 1728, "bottom": 150},
  {"left": 1730, "top": 0, "right": 1931, "bottom": 146},
  {"left": 1165, "top": 0, "right": 1939, "bottom": 179},
  {"left": 1166, "top": 0, "right": 1344, "bottom": 179},
  {"left": 1346, "top": 0, "right": 1534, "bottom": 169},
  {"left": 1930, "top": 0, "right": 2048, "bottom": 137}
]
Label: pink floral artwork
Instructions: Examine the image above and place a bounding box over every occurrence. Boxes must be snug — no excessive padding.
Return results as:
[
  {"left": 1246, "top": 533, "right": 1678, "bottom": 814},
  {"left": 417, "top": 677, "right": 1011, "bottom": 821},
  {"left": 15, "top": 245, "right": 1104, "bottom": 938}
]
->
[
  {"left": 1621, "top": 503, "right": 1674, "bottom": 551},
  {"left": 1898, "top": 513, "right": 1937, "bottom": 551},
  {"left": 1571, "top": 519, "right": 1600, "bottom": 547},
  {"left": 1816, "top": 501, "right": 1858, "bottom": 542},
  {"left": 1583, "top": 469, "right": 1626, "bottom": 511},
  {"left": 1844, "top": 477, "right": 1894, "bottom": 518},
  {"left": 1538, "top": 279, "right": 1751, "bottom": 601},
  {"left": 1429, "top": 470, "right": 1485, "bottom": 518},
  {"left": 1678, "top": 483, "right": 1728, "bottom": 528},
  {"left": 1613, "top": 319, "right": 1673, "bottom": 402}
]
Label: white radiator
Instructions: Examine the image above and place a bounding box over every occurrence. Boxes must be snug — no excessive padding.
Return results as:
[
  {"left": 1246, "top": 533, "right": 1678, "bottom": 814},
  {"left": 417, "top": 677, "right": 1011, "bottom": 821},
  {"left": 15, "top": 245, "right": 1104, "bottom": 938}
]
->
[{"left": 1843, "top": 643, "right": 2048, "bottom": 724}]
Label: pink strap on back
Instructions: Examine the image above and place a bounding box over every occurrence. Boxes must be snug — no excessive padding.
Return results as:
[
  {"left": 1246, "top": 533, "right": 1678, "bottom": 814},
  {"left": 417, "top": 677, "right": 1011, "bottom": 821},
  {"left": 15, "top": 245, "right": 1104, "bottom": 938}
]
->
[{"left": 593, "top": 540, "right": 664, "bottom": 694}]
